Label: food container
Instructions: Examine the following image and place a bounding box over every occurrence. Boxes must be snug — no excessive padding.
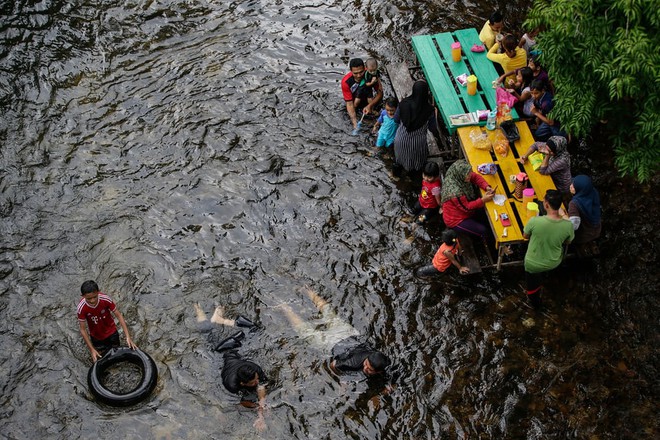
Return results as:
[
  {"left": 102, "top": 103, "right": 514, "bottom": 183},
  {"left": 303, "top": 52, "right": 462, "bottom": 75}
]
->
[
  {"left": 522, "top": 188, "right": 535, "bottom": 207},
  {"left": 526, "top": 202, "right": 540, "bottom": 220},
  {"left": 451, "top": 42, "right": 462, "bottom": 62},
  {"left": 467, "top": 75, "right": 478, "bottom": 96}
]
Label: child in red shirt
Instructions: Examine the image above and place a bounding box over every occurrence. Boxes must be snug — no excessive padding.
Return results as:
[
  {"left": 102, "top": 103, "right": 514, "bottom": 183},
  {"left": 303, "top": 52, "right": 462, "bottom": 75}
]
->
[
  {"left": 413, "top": 162, "right": 443, "bottom": 224},
  {"left": 416, "top": 229, "right": 470, "bottom": 277},
  {"left": 77, "top": 280, "right": 137, "bottom": 361}
]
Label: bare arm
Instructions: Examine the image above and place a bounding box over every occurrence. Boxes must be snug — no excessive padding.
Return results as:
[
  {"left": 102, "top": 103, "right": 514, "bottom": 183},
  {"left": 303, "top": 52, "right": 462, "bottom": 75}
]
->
[
  {"left": 444, "top": 249, "right": 469, "bottom": 274},
  {"left": 531, "top": 106, "right": 555, "bottom": 125},
  {"left": 364, "top": 79, "right": 383, "bottom": 114},
  {"left": 113, "top": 309, "right": 137, "bottom": 349},
  {"left": 496, "top": 69, "right": 517, "bottom": 84},
  {"left": 519, "top": 143, "right": 540, "bottom": 164},
  {"left": 253, "top": 385, "right": 267, "bottom": 432},
  {"left": 346, "top": 100, "right": 358, "bottom": 128},
  {"left": 79, "top": 321, "right": 101, "bottom": 362}
]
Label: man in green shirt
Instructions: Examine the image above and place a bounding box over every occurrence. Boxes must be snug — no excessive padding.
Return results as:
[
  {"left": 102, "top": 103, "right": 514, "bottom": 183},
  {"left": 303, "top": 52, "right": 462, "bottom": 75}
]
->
[{"left": 523, "top": 190, "right": 574, "bottom": 308}]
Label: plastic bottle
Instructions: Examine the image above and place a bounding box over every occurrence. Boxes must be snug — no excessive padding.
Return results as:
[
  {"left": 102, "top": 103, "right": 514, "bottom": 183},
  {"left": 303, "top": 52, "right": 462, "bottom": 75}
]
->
[{"left": 486, "top": 111, "right": 497, "bottom": 130}]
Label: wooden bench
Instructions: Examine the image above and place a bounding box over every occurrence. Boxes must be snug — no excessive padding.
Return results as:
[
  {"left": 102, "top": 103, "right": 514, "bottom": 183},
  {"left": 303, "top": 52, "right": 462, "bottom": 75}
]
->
[
  {"left": 411, "top": 28, "right": 519, "bottom": 135},
  {"left": 457, "top": 121, "right": 559, "bottom": 270}
]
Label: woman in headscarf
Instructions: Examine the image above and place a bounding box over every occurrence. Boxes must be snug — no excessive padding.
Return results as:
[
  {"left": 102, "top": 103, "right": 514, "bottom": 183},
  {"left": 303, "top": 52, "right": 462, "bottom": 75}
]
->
[
  {"left": 566, "top": 175, "right": 601, "bottom": 243},
  {"left": 392, "top": 80, "right": 436, "bottom": 175},
  {"left": 520, "top": 135, "right": 572, "bottom": 194},
  {"left": 441, "top": 160, "right": 495, "bottom": 238}
]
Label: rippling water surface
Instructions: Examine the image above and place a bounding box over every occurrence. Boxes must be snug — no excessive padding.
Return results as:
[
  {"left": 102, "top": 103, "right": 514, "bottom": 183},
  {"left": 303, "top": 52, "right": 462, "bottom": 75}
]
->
[{"left": 1, "top": 1, "right": 657, "bottom": 439}]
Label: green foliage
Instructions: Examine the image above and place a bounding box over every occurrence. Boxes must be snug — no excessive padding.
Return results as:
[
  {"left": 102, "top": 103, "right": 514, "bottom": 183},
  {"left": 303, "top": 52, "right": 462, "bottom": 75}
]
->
[{"left": 525, "top": 0, "right": 660, "bottom": 182}]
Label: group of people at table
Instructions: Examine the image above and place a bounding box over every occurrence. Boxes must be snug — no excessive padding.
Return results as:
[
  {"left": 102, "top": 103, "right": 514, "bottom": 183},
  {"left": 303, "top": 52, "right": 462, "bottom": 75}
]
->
[
  {"left": 75, "top": 14, "right": 603, "bottom": 432},
  {"left": 340, "top": 13, "right": 602, "bottom": 303}
]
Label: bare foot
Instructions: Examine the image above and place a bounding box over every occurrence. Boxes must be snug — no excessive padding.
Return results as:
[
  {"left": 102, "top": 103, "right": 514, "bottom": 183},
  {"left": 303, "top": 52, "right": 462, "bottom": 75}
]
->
[
  {"left": 210, "top": 305, "right": 225, "bottom": 324},
  {"left": 211, "top": 305, "right": 234, "bottom": 326},
  {"left": 301, "top": 285, "right": 328, "bottom": 311},
  {"left": 194, "top": 303, "right": 208, "bottom": 322}
]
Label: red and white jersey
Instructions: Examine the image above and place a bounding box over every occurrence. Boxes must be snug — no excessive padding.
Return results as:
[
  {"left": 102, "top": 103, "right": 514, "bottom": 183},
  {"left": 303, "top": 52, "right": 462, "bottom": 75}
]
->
[{"left": 77, "top": 293, "right": 118, "bottom": 340}]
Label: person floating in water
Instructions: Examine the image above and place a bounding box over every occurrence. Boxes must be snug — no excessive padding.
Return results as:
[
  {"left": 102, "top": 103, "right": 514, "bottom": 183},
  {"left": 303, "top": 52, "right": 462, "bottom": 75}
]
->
[
  {"left": 195, "top": 304, "right": 267, "bottom": 432},
  {"left": 278, "top": 286, "right": 391, "bottom": 378}
]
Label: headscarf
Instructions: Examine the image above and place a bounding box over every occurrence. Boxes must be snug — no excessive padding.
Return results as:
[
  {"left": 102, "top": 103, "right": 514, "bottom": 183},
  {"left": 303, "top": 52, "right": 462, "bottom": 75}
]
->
[
  {"left": 571, "top": 175, "right": 601, "bottom": 225},
  {"left": 441, "top": 160, "right": 477, "bottom": 203},
  {"left": 546, "top": 135, "right": 570, "bottom": 167},
  {"left": 398, "top": 80, "right": 434, "bottom": 131}
]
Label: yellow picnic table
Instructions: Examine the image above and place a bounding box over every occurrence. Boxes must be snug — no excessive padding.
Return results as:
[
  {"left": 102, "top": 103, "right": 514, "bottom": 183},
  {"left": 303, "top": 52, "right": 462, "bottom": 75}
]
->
[
  {"left": 411, "top": 27, "right": 558, "bottom": 270},
  {"left": 457, "top": 121, "right": 559, "bottom": 270}
]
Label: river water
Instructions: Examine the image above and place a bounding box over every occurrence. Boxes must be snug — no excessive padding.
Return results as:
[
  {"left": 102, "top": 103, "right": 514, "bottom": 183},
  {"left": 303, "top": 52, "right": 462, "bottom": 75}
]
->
[{"left": 1, "top": 1, "right": 657, "bottom": 439}]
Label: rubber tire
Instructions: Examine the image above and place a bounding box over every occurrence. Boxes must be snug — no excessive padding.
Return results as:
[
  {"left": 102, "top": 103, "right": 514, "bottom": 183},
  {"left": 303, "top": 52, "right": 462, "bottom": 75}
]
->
[{"left": 88, "top": 347, "right": 158, "bottom": 407}]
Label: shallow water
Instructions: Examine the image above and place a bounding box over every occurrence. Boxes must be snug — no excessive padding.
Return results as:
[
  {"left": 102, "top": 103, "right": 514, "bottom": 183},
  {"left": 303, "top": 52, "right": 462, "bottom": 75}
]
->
[{"left": 1, "top": 1, "right": 658, "bottom": 439}]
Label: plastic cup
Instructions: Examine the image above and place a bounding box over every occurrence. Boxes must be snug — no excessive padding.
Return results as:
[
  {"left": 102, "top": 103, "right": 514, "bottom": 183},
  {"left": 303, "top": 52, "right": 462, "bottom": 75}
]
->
[
  {"left": 451, "top": 42, "right": 462, "bottom": 62},
  {"left": 522, "top": 188, "right": 535, "bottom": 206},
  {"left": 526, "top": 202, "right": 539, "bottom": 220},
  {"left": 467, "top": 75, "right": 477, "bottom": 95}
]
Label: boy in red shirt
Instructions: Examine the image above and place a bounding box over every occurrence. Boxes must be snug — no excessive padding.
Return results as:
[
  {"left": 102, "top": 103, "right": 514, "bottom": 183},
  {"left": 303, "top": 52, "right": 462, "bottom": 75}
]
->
[
  {"left": 413, "top": 162, "right": 443, "bottom": 224},
  {"left": 77, "top": 280, "right": 137, "bottom": 361}
]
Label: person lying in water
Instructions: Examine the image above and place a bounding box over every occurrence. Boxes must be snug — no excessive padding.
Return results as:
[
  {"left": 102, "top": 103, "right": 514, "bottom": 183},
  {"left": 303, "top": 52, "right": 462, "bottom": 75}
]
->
[
  {"left": 277, "top": 286, "right": 391, "bottom": 378},
  {"left": 194, "top": 304, "right": 267, "bottom": 432},
  {"left": 203, "top": 287, "right": 392, "bottom": 379}
]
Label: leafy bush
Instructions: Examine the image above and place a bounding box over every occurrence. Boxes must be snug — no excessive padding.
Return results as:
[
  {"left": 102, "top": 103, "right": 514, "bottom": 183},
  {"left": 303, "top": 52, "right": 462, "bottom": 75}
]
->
[{"left": 525, "top": 0, "right": 660, "bottom": 182}]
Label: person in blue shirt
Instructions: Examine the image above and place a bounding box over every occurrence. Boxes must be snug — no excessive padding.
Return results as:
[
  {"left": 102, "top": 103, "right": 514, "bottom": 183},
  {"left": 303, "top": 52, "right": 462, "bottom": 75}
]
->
[
  {"left": 372, "top": 97, "right": 399, "bottom": 149},
  {"left": 529, "top": 79, "right": 567, "bottom": 141}
]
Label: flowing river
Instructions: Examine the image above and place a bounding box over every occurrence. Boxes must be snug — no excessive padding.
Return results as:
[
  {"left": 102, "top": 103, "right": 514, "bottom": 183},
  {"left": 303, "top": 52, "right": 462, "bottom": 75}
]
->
[{"left": 1, "top": 1, "right": 657, "bottom": 438}]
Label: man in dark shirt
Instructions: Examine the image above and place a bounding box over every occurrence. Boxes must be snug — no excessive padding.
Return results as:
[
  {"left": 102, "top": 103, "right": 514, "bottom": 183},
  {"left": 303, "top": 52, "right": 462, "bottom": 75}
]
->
[
  {"left": 221, "top": 349, "right": 267, "bottom": 395},
  {"left": 330, "top": 341, "right": 391, "bottom": 376},
  {"left": 195, "top": 304, "right": 267, "bottom": 432}
]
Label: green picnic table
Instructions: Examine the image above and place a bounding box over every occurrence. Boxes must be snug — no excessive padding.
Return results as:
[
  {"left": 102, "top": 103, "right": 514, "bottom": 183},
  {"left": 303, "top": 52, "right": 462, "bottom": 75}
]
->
[{"left": 411, "top": 28, "right": 519, "bottom": 134}]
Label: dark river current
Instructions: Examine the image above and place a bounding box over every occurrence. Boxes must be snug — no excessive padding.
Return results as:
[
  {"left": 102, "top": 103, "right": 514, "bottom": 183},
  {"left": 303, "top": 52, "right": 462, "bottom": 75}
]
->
[{"left": 1, "top": 1, "right": 657, "bottom": 439}]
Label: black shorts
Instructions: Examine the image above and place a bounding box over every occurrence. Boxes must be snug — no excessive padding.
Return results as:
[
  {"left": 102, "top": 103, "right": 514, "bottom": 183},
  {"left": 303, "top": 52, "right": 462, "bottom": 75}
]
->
[
  {"left": 355, "top": 85, "right": 373, "bottom": 103},
  {"left": 525, "top": 271, "right": 544, "bottom": 293},
  {"left": 91, "top": 331, "right": 120, "bottom": 354}
]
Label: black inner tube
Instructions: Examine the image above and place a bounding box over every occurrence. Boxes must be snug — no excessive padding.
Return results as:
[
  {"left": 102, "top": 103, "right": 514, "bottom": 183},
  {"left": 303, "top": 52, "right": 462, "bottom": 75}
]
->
[{"left": 87, "top": 347, "right": 158, "bottom": 407}]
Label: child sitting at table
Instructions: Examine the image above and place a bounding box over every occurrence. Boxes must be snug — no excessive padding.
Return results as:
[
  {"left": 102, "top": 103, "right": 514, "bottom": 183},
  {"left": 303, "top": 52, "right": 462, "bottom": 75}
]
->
[
  {"left": 416, "top": 229, "right": 470, "bottom": 277},
  {"left": 496, "top": 67, "right": 535, "bottom": 118},
  {"left": 528, "top": 79, "right": 567, "bottom": 141},
  {"left": 372, "top": 97, "right": 399, "bottom": 149},
  {"left": 412, "top": 161, "right": 442, "bottom": 224},
  {"left": 518, "top": 27, "right": 541, "bottom": 58},
  {"left": 528, "top": 54, "right": 552, "bottom": 93},
  {"left": 487, "top": 34, "right": 527, "bottom": 81}
]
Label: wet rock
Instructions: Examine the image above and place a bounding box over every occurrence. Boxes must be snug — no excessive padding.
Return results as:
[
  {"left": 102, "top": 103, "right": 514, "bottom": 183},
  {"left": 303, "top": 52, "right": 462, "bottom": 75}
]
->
[{"left": 0, "top": 262, "right": 13, "bottom": 279}]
